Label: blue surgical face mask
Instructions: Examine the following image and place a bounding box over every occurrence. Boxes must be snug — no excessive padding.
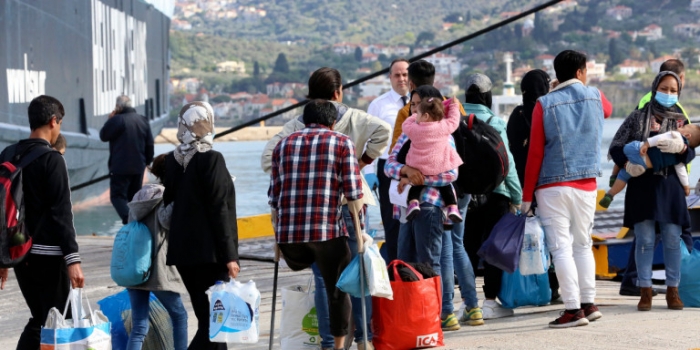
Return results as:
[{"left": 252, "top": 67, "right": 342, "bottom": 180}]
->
[{"left": 655, "top": 91, "right": 678, "bottom": 108}]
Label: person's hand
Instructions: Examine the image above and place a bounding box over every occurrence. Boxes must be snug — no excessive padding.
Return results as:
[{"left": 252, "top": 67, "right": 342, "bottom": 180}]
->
[
  {"left": 67, "top": 263, "right": 85, "bottom": 288},
  {"left": 358, "top": 160, "right": 368, "bottom": 170},
  {"left": 625, "top": 161, "right": 646, "bottom": 177},
  {"left": 509, "top": 203, "right": 520, "bottom": 215},
  {"left": 685, "top": 186, "right": 691, "bottom": 196},
  {"left": 401, "top": 166, "right": 425, "bottom": 186},
  {"left": 0, "top": 268, "right": 8, "bottom": 290},
  {"left": 520, "top": 202, "right": 532, "bottom": 216},
  {"left": 227, "top": 261, "right": 240, "bottom": 279},
  {"left": 397, "top": 177, "right": 411, "bottom": 194},
  {"left": 362, "top": 233, "right": 374, "bottom": 247},
  {"left": 657, "top": 133, "right": 686, "bottom": 153},
  {"left": 640, "top": 142, "right": 650, "bottom": 156}
]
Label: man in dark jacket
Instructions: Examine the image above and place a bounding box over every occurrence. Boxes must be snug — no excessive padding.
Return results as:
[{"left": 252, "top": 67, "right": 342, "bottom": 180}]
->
[
  {"left": 100, "top": 95, "right": 154, "bottom": 224},
  {"left": 0, "top": 95, "right": 85, "bottom": 349}
]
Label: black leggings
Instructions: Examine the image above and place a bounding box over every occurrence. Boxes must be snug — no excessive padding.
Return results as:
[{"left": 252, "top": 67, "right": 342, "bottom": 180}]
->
[
  {"left": 177, "top": 263, "right": 229, "bottom": 350},
  {"left": 279, "top": 237, "right": 352, "bottom": 337},
  {"left": 464, "top": 193, "right": 510, "bottom": 299}
]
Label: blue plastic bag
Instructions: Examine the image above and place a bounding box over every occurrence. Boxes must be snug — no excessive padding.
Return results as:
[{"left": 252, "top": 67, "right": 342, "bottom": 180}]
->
[
  {"left": 477, "top": 213, "right": 526, "bottom": 273},
  {"left": 97, "top": 290, "right": 174, "bottom": 350},
  {"left": 498, "top": 269, "right": 551, "bottom": 309},
  {"left": 111, "top": 221, "right": 153, "bottom": 286},
  {"left": 679, "top": 241, "right": 700, "bottom": 307},
  {"left": 336, "top": 255, "right": 369, "bottom": 298}
]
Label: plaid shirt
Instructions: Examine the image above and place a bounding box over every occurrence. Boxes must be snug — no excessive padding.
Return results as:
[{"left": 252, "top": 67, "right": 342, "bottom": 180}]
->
[
  {"left": 384, "top": 133, "right": 458, "bottom": 221},
  {"left": 269, "top": 124, "right": 364, "bottom": 243}
]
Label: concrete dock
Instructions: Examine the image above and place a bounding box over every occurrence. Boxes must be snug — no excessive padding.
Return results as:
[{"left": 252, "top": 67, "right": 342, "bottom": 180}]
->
[{"left": 1, "top": 236, "right": 699, "bottom": 349}]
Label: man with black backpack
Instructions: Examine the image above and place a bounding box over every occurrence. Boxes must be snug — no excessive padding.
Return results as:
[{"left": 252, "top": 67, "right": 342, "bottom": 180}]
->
[
  {"left": 461, "top": 73, "right": 522, "bottom": 320},
  {"left": 0, "top": 95, "right": 84, "bottom": 349}
]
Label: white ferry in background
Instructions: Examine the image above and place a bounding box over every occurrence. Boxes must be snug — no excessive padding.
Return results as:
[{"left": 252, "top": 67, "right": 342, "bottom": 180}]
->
[{"left": 0, "top": 0, "right": 173, "bottom": 202}]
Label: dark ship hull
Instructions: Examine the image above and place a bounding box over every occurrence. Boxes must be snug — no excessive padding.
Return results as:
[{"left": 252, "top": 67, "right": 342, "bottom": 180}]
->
[{"left": 0, "top": 0, "right": 171, "bottom": 203}]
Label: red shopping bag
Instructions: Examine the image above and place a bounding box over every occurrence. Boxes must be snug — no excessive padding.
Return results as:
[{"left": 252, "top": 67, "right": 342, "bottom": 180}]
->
[{"left": 372, "top": 260, "right": 444, "bottom": 350}]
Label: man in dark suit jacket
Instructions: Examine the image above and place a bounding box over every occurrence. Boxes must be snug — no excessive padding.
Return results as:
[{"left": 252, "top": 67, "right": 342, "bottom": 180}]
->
[{"left": 100, "top": 95, "right": 154, "bottom": 224}]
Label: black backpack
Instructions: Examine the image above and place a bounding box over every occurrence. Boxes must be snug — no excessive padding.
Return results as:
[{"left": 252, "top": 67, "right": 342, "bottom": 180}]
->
[
  {"left": 454, "top": 114, "right": 509, "bottom": 195},
  {"left": 0, "top": 145, "right": 53, "bottom": 267}
]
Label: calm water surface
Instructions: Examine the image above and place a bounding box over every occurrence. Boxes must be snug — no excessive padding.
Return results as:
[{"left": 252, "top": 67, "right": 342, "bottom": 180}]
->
[{"left": 73, "top": 119, "right": 700, "bottom": 236}]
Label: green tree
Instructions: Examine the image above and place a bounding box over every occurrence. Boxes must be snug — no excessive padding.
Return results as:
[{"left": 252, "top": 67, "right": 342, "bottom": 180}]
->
[
  {"left": 443, "top": 12, "right": 463, "bottom": 23},
  {"left": 273, "top": 53, "right": 290, "bottom": 74},
  {"left": 355, "top": 47, "right": 363, "bottom": 62},
  {"left": 608, "top": 38, "right": 624, "bottom": 67},
  {"left": 415, "top": 31, "right": 435, "bottom": 47},
  {"left": 253, "top": 61, "right": 260, "bottom": 78},
  {"left": 532, "top": 12, "right": 550, "bottom": 42}
]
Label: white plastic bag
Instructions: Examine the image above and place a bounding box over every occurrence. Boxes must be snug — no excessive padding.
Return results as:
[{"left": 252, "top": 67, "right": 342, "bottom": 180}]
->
[
  {"left": 41, "top": 288, "right": 112, "bottom": 349},
  {"left": 519, "top": 216, "right": 549, "bottom": 276},
  {"left": 280, "top": 278, "right": 321, "bottom": 349},
  {"left": 207, "top": 279, "right": 261, "bottom": 344},
  {"left": 364, "top": 244, "right": 393, "bottom": 299}
]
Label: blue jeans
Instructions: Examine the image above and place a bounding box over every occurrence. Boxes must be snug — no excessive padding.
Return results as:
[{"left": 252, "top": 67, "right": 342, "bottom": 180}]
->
[
  {"left": 397, "top": 204, "right": 446, "bottom": 312},
  {"left": 313, "top": 206, "right": 372, "bottom": 344},
  {"left": 451, "top": 195, "right": 479, "bottom": 309},
  {"left": 311, "top": 264, "right": 334, "bottom": 349},
  {"left": 440, "top": 225, "right": 454, "bottom": 316},
  {"left": 634, "top": 220, "right": 682, "bottom": 288},
  {"left": 398, "top": 204, "right": 444, "bottom": 270},
  {"left": 126, "top": 289, "right": 188, "bottom": 350}
]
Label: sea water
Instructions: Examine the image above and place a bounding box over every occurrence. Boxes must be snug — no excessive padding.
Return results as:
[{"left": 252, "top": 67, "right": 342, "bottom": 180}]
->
[{"left": 74, "top": 119, "right": 700, "bottom": 236}]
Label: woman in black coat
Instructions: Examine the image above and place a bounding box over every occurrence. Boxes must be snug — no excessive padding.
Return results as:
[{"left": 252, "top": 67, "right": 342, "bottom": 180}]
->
[
  {"left": 506, "top": 69, "right": 550, "bottom": 186},
  {"left": 163, "top": 101, "right": 239, "bottom": 350},
  {"left": 609, "top": 71, "right": 693, "bottom": 311}
]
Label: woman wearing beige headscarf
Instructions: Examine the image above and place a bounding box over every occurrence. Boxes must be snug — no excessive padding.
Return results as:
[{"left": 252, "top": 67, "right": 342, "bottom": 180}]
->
[{"left": 162, "top": 101, "right": 239, "bottom": 350}]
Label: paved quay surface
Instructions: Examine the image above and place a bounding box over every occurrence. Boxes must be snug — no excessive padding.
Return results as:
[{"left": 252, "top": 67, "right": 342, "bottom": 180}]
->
[{"left": 1, "top": 236, "right": 699, "bottom": 349}]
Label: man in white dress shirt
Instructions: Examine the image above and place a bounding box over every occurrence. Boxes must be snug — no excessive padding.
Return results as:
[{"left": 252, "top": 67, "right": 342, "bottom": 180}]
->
[{"left": 367, "top": 58, "right": 409, "bottom": 261}]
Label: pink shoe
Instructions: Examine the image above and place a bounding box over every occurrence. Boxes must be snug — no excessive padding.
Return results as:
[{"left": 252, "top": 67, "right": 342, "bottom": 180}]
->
[
  {"left": 406, "top": 201, "right": 420, "bottom": 221},
  {"left": 447, "top": 205, "right": 463, "bottom": 223}
]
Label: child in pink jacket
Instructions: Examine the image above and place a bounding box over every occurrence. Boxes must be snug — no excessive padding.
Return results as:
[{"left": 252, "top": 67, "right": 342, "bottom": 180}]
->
[{"left": 402, "top": 96, "right": 463, "bottom": 221}]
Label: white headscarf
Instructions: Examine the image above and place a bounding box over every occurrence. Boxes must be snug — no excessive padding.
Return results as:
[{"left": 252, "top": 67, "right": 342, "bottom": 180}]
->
[{"left": 174, "top": 101, "right": 215, "bottom": 170}]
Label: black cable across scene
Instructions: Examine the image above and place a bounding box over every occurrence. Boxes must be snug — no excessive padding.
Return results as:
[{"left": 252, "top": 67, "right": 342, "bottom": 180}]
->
[{"left": 69, "top": 0, "right": 564, "bottom": 192}]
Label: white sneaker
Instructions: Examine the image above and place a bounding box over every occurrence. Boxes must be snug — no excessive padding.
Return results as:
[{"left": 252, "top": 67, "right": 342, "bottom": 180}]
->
[
  {"left": 456, "top": 300, "right": 467, "bottom": 319},
  {"left": 482, "top": 300, "right": 514, "bottom": 320}
]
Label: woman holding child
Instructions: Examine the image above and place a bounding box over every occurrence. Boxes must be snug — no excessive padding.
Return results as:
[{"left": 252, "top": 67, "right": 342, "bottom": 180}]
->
[{"left": 609, "top": 71, "right": 697, "bottom": 311}]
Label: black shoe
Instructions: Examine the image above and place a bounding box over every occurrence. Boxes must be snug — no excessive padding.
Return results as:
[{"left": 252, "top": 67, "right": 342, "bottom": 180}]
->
[{"left": 620, "top": 285, "right": 658, "bottom": 297}]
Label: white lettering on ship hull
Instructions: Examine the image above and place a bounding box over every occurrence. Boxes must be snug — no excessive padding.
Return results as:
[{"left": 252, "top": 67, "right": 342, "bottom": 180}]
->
[
  {"left": 91, "top": 0, "right": 148, "bottom": 116},
  {"left": 6, "top": 54, "right": 46, "bottom": 104}
]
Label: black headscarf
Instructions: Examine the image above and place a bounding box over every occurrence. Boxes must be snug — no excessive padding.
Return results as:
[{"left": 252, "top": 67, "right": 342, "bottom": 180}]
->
[
  {"left": 464, "top": 85, "right": 492, "bottom": 109},
  {"left": 520, "top": 69, "right": 550, "bottom": 125},
  {"left": 609, "top": 71, "right": 686, "bottom": 176}
]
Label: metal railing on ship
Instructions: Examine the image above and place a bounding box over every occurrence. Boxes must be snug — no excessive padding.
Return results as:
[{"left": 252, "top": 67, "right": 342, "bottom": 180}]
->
[{"left": 70, "top": 0, "right": 565, "bottom": 192}]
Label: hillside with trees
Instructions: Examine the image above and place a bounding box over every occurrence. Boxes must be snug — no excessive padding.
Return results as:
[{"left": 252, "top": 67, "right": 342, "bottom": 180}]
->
[{"left": 172, "top": 0, "right": 700, "bottom": 118}]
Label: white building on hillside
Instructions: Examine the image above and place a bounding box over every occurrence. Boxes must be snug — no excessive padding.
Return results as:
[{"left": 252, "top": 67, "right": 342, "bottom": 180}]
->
[
  {"left": 425, "top": 53, "right": 462, "bottom": 78},
  {"left": 691, "top": 0, "right": 700, "bottom": 12},
  {"left": 359, "top": 76, "right": 392, "bottom": 99},
  {"left": 586, "top": 60, "right": 606, "bottom": 81},
  {"left": 618, "top": 59, "right": 648, "bottom": 76}
]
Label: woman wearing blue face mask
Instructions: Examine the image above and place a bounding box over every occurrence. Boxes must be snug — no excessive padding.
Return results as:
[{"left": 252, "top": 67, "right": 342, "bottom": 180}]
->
[{"left": 609, "top": 71, "right": 694, "bottom": 312}]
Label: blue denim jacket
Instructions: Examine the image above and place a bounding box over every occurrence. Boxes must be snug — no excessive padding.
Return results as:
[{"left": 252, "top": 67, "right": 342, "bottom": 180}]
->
[{"left": 537, "top": 81, "right": 604, "bottom": 186}]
